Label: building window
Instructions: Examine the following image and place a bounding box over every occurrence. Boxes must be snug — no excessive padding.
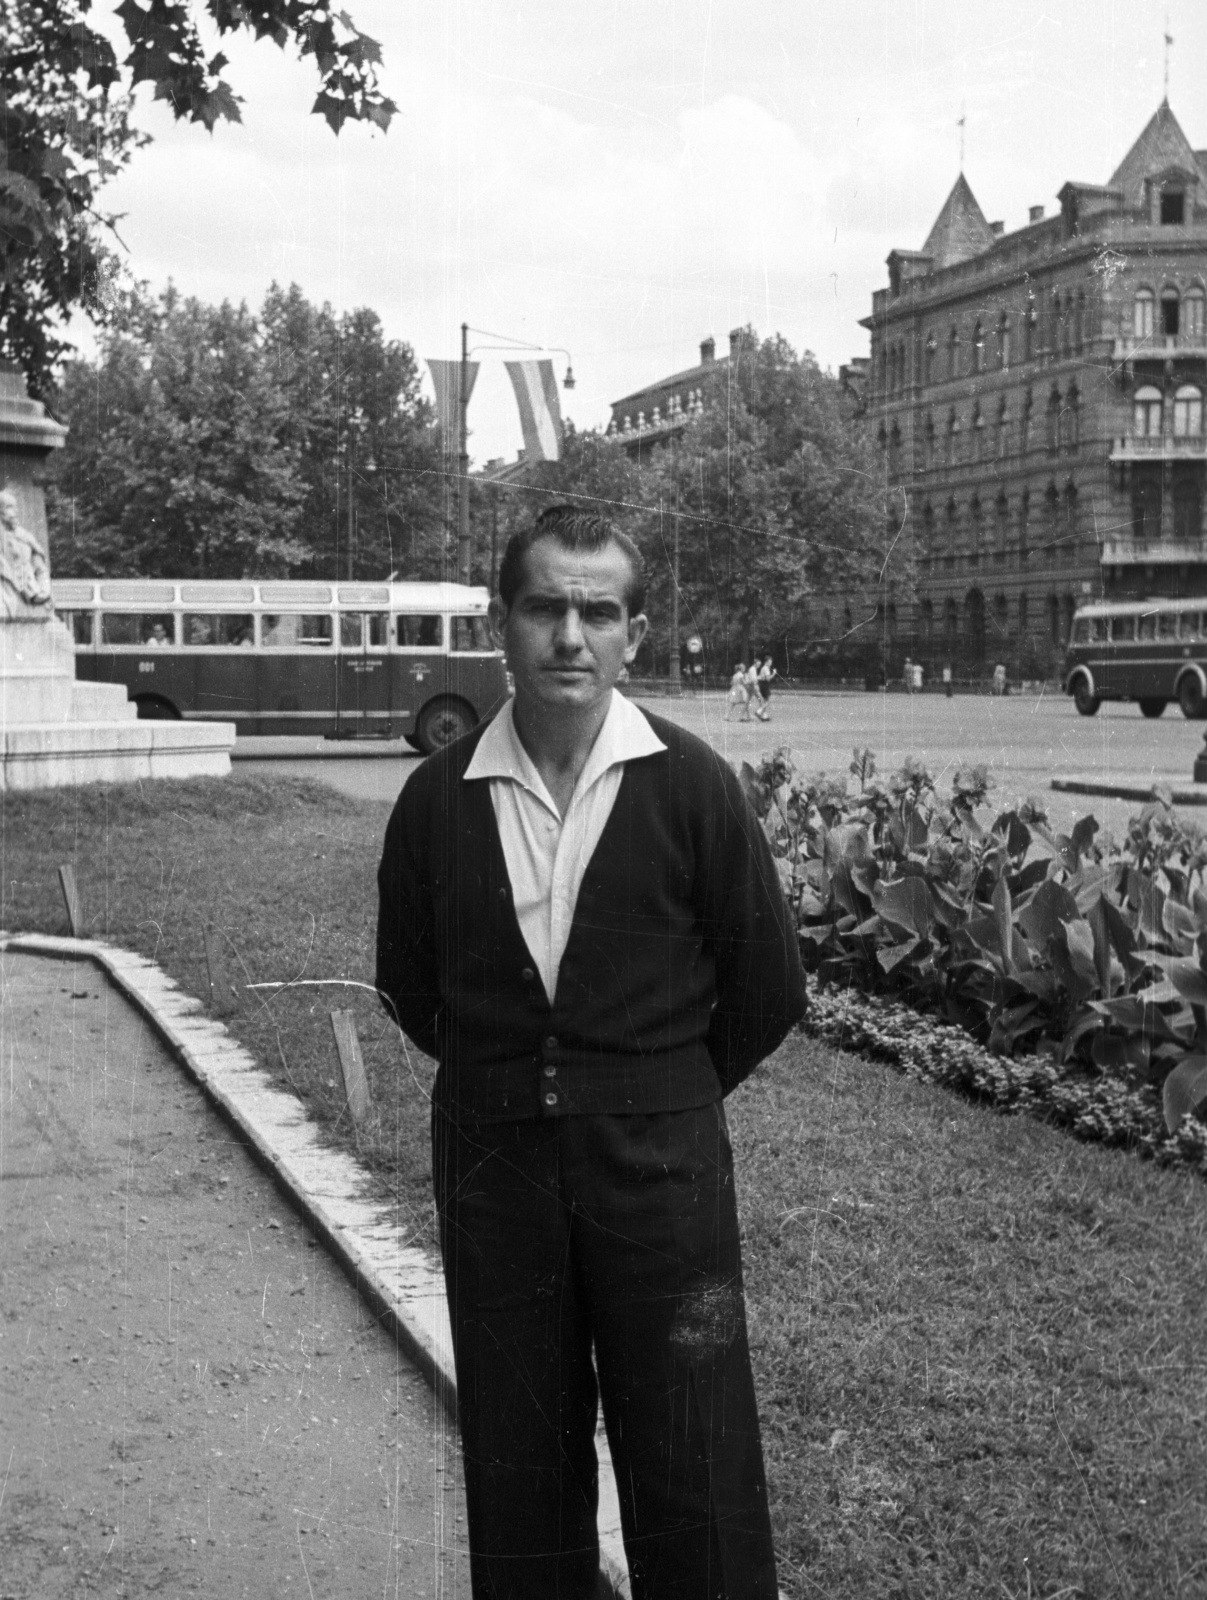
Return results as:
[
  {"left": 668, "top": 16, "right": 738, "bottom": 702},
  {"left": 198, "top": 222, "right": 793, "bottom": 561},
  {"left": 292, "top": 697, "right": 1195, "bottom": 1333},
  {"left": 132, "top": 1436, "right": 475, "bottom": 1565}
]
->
[
  {"left": 1062, "top": 384, "right": 1081, "bottom": 452},
  {"left": 1133, "top": 384, "right": 1163, "bottom": 438},
  {"left": 924, "top": 333, "right": 937, "bottom": 385},
  {"left": 1161, "top": 286, "right": 1180, "bottom": 337},
  {"left": 1018, "top": 491, "right": 1030, "bottom": 558},
  {"left": 923, "top": 412, "right": 936, "bottom": 470},
  {"left": 1018, "top": 592, "right": 1029, "bottom": 636},
  {"left": 997, "top": 314, "right": 1011, "bottom": 370},
  {"left": 946, "top": 410, "right": 960, "bottom": 466},
  {"left": 1133, "top": 288, "right": 1155, "bottom": 340},
  {"left": 995, "top": 398, "right": 1009, "bottom": 459},
  {"left": 1074, "top": 291, "right": 1086, "bottom": 352},
  {"left": 1132, "top": 472, "right": 1161, "bottom": 541},
  {"left": 1184, "top": 287, "right": 1205, "bottom": 341},
  {"left": 971, "top": 403, "right": 985, "bottom": 460},
  {"left": 995, "top": 492, "right": 1009, "bottom": 552},
  {"left": 921, "top": 501, "right": 935, "bottom": 564},
  {"left": 948, "top": 325, "right": 960, "bottom": 379},
  {"left": 972, "top": 321, "right": 985, "bottom": 373},
  {"left": 1174, "top": 474, "right": 1202, "bottom": 541},
  {"left": 1049, "top": 290, "right": 1062, "bottom": 353},
  {"left": 993, "top": 593, "right": 1009, "bottom": 645},
  {"left": 1045, "top": 483, "right": 1060, "bottom": 558},
  {"left": 1064, "top": 482, "right": 1079, "bottom": 545},
  {"left": 1061, "top": 296, "right": 1073, "bottom": 356},
  {"left": 1046, "top": 388, "right": 1061, "bottom": 453},
  {"left": 1161, "top": 189, "right": 1185, "bottom": 225},
  {"left": 944, "top": 598, "right": 959, "bottom": 656},
  {"left": 1023, "top": 301, "right": 1037, "bottom": 362},
  {"left": 920, "top": 599, "right": 934, "bottom": 647},
  {"left": 969, "top": 495, "right": 983, "bottom": 561},
  {"left": 888, "top": 422, "right": 902, "bottom": 479},
  {"left": 945, "top": 498, "right": 959, "bottom": 564},
  {"left": 1174, "top": 384, "right": 1203, "bottom": 437},
  {"left": 1020, "top": 389, "right": 1033, "bottom": 453},
  {"left": 1048, "top": 594, "right": 1061, "bottom": 645}
]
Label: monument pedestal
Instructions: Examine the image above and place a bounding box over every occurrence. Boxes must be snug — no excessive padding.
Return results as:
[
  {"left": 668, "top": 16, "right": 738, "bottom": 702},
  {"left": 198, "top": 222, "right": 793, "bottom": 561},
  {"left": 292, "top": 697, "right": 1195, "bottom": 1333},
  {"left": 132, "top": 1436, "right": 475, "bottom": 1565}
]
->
[{"left": 0, "top": 366, "right": 234, "bottom": 790}]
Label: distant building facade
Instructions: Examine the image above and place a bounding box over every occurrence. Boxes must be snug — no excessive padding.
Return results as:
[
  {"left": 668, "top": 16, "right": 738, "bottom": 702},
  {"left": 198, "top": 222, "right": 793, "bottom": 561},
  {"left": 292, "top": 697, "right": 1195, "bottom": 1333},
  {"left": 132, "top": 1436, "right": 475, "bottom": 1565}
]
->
[
  {"left": 607, "top": 331, "right": 745, "bottom": 461},
  {"left": 836, "top": 100, "right": 1207, "bottom": 683}
]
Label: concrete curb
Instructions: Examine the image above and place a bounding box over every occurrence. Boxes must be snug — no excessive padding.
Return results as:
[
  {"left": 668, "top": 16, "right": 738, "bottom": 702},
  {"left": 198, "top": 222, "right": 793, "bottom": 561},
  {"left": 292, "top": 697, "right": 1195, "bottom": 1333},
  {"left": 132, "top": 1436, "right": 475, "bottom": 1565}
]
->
[
  {"left": 1051, "top": 772, "right": 1207, "bottom": 805},
  {"left": 0, "top": 931, "right": 631, "bottom": 1600}
]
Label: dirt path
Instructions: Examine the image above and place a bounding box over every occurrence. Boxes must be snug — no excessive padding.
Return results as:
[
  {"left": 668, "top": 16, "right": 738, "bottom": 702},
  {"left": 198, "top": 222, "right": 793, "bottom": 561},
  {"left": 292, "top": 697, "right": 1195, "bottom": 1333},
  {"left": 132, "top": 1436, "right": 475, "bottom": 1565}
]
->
[{"left": 0, "top": 951, "right": 467, "bottom": 1598}]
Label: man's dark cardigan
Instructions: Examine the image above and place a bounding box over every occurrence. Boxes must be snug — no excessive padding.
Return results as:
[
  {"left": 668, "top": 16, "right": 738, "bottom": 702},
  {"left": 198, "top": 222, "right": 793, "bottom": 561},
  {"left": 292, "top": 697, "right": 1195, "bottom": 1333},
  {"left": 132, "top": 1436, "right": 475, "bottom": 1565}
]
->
[{"left": 375, "top": 708, "right": 807, "bottom": 1122}]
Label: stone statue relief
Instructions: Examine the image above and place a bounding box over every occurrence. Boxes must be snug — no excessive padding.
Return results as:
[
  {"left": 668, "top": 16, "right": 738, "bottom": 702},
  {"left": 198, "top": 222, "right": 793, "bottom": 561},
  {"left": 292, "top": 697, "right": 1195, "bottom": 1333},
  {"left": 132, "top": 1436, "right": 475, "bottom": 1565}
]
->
[{"left": 0, "top": 489, "right": 53, "bottom": 619}]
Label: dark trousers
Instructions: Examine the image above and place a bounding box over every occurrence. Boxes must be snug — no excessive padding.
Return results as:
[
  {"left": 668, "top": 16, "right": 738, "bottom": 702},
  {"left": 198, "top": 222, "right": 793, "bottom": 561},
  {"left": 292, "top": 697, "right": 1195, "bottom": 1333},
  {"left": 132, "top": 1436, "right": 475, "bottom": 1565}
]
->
[{"left": 432, "top": 1102, "right": 778, "bottom": 1600}]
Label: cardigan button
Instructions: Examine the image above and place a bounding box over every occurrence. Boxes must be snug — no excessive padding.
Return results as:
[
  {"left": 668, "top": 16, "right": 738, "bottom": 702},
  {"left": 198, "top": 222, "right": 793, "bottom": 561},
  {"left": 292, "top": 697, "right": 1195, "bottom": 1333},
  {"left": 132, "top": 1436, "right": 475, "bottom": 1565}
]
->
[
  {"left": 543, "top": 1035, "right": 558, "bottom": 1051},
  {"left": 498, "top": 887, "right": 508, "bottom": 901},
  {"left": 544, "top": 1091, "right": 558, "bottom": 1107},
  {"left": 522, "top": 967, "right": 536, "bottom": 983},
  {"left": 543, "top": 1063, "right": 557, "bottom": 1078}
]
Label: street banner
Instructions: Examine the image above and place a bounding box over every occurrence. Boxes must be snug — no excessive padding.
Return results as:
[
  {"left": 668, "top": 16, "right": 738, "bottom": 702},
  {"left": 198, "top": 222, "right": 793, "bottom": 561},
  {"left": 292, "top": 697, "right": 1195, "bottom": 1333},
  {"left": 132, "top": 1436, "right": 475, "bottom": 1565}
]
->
[
  {"left": 504, "top": 359, "right": 564, "bottom": 462},
  {"left": 425, "top": 359, "right": 479, "bottom": 447}
]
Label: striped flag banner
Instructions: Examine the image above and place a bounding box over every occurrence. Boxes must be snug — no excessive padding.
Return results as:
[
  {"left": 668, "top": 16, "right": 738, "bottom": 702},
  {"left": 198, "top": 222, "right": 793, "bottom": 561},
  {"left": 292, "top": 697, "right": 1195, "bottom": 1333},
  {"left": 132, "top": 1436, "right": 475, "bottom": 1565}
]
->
[
  {"left": 425, "top": 359, "right": 479, "bottom": 448},
  {"left": 504, "top": 360, "right": 564, "bottom": 462}
]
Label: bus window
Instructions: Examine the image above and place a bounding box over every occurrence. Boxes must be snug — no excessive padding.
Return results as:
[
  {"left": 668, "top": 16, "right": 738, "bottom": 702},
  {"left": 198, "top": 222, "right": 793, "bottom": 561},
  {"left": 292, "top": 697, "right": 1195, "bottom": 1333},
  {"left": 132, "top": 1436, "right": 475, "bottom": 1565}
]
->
[
  {"left": 1159, "top": 611, "right": 1180, "bottom": 639},
  {"left": 57, "top": 609, "right": 94, "bottom": 645},
  {"left": 396, "top": 615, "right": 442, "bottom": 648},
  {"left": 451, "top": 615, "right": 493, "bottom": 652},
  {"left": 262, "top": 614, "right": 333, "bottom": 648},
  {"left": 1110, "top": 616, "right": 1135, "bottom": 642},
  {"left": 102, "top": 613, "right": 175, "bottom": 646},
  {"left": 183, "top": 613, "right": 253, "bottom": 646},
  {"left": 1180, "top": 613, "right": 1201, "bottom": 640},
  {"left": 1091, "top": 617, "right": 1109, "bottom": 642},
  {"left": 1137, "top": 612, "right": 1157, "bottom": 640},
  {"left": 340, "top": 613, "right": 390, "bottom": 649},
  {"left": 1072, "top": 618, "right": 1091, "bottom": 643}
]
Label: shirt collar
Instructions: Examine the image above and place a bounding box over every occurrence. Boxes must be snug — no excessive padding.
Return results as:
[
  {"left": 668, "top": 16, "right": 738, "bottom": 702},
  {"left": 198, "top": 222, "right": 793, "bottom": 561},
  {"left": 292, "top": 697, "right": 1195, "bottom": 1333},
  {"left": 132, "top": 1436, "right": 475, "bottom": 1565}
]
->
[{"left": 464, "top": 689, "right": 665, "bottom": 810}]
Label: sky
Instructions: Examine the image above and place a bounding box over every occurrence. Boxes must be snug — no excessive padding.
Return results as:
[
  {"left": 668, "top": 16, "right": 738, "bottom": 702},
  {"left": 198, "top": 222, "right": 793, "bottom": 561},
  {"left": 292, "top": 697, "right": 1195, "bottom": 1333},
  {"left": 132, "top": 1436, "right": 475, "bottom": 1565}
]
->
[{"left": 92, "top": 0, "right": 1207, "bottom": 466}]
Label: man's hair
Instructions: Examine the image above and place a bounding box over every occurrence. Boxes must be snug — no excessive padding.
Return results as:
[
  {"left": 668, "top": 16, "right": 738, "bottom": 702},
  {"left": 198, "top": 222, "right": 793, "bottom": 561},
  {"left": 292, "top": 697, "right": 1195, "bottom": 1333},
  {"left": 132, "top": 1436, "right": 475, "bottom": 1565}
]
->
[{"left": 497, "top": 505, "right": 646, "bottom": 616}]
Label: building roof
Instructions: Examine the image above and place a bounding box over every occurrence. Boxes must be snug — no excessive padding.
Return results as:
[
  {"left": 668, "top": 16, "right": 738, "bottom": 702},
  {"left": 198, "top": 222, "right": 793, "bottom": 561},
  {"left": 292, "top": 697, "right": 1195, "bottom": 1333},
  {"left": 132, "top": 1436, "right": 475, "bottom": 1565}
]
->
[
  {"left": 920, "top": 172, "right": 997, "bottom": 270},
  {"left": 611, "top": 354, "right": 727, "bottom": 411},
  {"left": 1108, "top": 100, "right": 1207, "bottom": 206}
]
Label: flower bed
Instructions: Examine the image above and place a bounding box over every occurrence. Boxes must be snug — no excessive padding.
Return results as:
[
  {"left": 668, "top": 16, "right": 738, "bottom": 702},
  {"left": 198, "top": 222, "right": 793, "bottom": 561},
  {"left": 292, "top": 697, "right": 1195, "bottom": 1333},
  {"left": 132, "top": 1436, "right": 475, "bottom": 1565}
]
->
[{"left": 741, "top": 745, "right": 1207, "bottom": 1168}]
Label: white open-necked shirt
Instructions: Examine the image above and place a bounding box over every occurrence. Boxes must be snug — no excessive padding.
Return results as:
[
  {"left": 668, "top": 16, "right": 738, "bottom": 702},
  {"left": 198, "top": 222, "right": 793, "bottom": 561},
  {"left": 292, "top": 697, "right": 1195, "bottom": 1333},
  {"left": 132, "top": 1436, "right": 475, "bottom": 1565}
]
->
[{"left": 463, "top": 689, "right": 667, "bottom": 1005}]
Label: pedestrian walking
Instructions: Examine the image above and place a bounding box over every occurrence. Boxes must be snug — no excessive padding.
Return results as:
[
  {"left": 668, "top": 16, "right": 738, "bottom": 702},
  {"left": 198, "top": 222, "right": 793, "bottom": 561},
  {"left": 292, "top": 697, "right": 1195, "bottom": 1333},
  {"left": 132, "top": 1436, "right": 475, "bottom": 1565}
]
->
[
  {"left": 376, "top": 504, "right": 807, "bottom": 1599},
  {"left": 746, "top": 659, "right": 769, "bottom": 721},
  {"left": 727, "top": 662, "right": 751, "bottom": 720},
  {"left": 757, "top": 655, "right": 778, "bottom": 708}
]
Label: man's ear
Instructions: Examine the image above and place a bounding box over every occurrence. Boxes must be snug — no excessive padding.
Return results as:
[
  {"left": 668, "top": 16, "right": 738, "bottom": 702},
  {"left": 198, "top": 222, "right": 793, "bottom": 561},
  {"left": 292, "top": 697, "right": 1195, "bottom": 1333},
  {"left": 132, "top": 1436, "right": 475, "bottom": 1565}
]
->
[
  {"left": 624, "top": 612, "right": 649, "bottom": 662},
  {"left": 488, "top": 596, "right": 507, "bottom": 648}
]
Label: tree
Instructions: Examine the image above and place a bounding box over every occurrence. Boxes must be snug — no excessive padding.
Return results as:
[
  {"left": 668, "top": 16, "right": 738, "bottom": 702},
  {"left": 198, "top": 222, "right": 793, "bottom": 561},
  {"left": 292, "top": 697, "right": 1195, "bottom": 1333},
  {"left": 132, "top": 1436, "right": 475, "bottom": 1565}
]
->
[
  {"left": 1, "top": 0, "right": 393, "bottom": 393},
  {"left": 48, "top": 280, "right": 307, "bottom": 577},
  {"left": 259, "top": 284, "right": 445, "bottom": 582},
  {"left": 644, "top": 329, "right": 883, "bottom": 671}
]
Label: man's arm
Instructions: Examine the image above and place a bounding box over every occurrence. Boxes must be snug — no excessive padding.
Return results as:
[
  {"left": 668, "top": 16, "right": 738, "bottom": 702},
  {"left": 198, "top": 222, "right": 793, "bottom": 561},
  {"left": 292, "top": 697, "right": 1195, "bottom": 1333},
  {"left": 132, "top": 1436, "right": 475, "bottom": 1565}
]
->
[
  {"left": 375, "top": 782, "right": 443, "bottom": 1059},
  {"left": 699, "top": 760, "right": 807, "bottom": 1095}
]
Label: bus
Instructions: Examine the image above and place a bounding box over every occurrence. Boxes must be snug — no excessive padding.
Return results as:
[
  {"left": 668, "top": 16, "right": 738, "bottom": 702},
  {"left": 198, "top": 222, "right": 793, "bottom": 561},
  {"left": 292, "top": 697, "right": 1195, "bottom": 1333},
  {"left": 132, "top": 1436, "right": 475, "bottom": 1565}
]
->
[
  {"left": 1063, "top": 598, "right": 1207, "bottom": 719},
  {"left": 51, "top": 578, "right": 511, "bottom": 753}
]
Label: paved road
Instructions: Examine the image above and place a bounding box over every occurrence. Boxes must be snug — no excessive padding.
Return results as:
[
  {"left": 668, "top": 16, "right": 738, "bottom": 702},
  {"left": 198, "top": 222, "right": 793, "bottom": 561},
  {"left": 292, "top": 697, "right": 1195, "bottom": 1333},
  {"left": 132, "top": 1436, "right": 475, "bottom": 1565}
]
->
[
  {"left": 0, "top": 951, "right": 468, "bottom": 1599},
  {"left": 232, "top": 690, "right": 1207, "bottom": 839}
]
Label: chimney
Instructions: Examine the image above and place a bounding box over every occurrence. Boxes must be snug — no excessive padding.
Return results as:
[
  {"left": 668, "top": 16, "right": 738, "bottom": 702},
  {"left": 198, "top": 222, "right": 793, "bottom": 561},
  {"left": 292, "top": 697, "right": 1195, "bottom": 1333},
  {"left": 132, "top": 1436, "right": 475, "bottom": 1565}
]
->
[
  {"left": 990, "top": 220, "right": 1004, "bottom": 236},
  {"left": 700, "top": 336, "right": 715, "bottom": 365},
  {"left": 1029, "top": 205, "right": 1045, "bottom": 223}
]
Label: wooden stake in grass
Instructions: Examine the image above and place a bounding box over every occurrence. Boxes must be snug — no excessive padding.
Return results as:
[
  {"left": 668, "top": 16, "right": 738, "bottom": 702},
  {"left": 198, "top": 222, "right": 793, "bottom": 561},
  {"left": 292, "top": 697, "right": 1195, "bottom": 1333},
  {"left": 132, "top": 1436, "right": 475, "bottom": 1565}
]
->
[
  {"left": 330, "top": 1009, "right": 371, "bottom": 1130},
  {"left": 203, "top": 923, "right": 240, "bottom": 1017},
  {"left": 58, "top": 865, "right": 83, "bottom": 937}
]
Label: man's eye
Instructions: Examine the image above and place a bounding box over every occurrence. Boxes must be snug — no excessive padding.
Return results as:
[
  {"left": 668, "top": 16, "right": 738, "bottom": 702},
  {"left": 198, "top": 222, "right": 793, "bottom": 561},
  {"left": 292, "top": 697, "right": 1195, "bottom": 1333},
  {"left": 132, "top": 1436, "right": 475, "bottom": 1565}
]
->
[{"left": 585, "top": 606, "right": 619, "bottom": 623}]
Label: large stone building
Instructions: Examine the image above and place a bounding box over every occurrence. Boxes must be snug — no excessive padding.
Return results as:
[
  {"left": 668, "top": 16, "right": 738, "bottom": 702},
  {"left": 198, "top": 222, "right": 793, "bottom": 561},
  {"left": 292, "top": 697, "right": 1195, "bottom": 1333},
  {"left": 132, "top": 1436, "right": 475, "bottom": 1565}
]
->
[
  {"left": 607, "top": 332, "right": 744, "bottom": 461},
  {"left": 842, "top": 99, "right": 1207, "bottom": 682}
]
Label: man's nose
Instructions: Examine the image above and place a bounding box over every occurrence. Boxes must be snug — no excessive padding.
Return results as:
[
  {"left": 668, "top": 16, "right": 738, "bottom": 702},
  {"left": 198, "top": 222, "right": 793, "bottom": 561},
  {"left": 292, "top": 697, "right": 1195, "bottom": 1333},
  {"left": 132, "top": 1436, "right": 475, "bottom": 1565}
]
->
[{"left": 553, "top": 607, "right": 585, "bottom": 650}]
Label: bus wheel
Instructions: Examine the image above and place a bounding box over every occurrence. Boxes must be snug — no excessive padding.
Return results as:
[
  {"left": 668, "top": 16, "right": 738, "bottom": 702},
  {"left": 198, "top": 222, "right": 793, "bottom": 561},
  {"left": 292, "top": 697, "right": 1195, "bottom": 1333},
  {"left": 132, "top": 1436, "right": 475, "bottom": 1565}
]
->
[
  {"left": 134, "top": 695, "right": 180, "bottom": 721},
  {"left": 1138, "top": 698, "right": 1167, "bottom": 718},
  {"left": 416, "top": 697, "right": 475, "bottom": 754},
  {"left": 1180, "top": 677, "right": 1207, "bottom": 719},
  {"left": 1072, "top": 680, "right": 1100, "bottom": 717}
]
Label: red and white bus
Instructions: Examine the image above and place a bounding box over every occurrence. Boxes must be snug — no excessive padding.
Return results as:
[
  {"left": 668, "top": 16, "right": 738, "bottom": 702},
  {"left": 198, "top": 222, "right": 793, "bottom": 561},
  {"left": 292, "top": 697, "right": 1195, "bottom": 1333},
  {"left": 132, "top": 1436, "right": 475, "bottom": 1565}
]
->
[{"left": 52, "top": 578, "right": 510, "bottom": 753}]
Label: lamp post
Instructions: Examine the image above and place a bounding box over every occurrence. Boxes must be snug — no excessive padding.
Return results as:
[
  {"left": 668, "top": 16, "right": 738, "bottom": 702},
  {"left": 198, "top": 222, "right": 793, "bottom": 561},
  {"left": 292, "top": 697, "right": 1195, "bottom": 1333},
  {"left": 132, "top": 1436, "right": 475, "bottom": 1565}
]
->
[{"left": 456, "top": 326, "right": 575, "bottom": 587}]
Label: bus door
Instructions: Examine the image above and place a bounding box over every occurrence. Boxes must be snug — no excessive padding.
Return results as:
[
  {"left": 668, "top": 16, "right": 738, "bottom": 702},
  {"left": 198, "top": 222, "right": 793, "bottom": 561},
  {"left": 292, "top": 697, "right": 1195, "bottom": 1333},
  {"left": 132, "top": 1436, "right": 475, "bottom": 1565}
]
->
[
  {"left": 258, "top": 606, "right": 337, "bottom": 735},
  {"left": 179, "top": 603, "right": 257, "bottom": 726},
  {"left": 337, "top": 612, "right": 392, "bottom": 735},
  {"left": 390, "top": 612, "right": 446, "bottom": 738}
]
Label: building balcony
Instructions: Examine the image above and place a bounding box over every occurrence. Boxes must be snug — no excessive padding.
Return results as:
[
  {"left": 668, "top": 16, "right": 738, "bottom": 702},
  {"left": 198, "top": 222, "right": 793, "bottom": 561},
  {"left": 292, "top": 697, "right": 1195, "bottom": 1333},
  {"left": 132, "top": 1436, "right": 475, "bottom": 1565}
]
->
[
  {"left": 1112, "top": 333, "right": 1207, "bottom": 360},
  {"left": 1109, "top": 434, "right": 1207, "bottom": 462},
  {"left": 1100, "top": 538, "right": 1207, "bottom": 566}
]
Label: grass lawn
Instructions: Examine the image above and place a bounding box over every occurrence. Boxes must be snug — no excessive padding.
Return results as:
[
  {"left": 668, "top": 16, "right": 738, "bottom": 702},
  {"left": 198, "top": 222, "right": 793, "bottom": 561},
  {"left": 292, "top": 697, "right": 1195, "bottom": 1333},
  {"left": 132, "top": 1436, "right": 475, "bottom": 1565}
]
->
[{"left": 5, "top": 773, "right": 1206, "bottom": 1599}]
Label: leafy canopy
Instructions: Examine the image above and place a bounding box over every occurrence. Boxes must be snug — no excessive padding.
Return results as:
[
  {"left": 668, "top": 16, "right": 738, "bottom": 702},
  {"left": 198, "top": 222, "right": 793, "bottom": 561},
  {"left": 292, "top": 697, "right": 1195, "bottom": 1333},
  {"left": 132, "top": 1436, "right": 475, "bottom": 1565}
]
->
[{"left": 1, "top": 1, "right": 394, "bottom": 391}]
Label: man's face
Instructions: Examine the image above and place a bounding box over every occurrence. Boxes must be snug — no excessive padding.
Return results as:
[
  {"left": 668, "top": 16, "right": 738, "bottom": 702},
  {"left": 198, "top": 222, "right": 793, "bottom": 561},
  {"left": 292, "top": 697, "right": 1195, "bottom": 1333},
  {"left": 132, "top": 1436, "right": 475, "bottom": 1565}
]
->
[{"left": 493, "top": 538, "right": 648, "bottom": 718}]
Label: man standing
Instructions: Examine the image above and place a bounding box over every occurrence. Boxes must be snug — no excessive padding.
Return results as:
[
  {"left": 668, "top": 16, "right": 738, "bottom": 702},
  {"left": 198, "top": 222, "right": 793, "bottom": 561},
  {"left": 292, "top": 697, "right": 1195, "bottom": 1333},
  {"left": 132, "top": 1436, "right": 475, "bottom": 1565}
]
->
[{"left": 376, "top": 505, "right": 806, "bottom": 1600}]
